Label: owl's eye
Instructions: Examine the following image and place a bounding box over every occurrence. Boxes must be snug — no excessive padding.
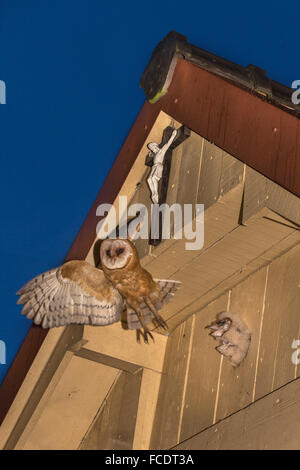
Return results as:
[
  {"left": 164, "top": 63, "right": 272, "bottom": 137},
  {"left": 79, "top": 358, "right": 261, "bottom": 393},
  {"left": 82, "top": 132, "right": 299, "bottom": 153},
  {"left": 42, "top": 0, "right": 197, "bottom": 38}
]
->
[
  {"left": 106, "top": 249, "right": 111, "bottom": 257},
  {"left": 116, "top": 248, "right": 124, "bottom": 256}
]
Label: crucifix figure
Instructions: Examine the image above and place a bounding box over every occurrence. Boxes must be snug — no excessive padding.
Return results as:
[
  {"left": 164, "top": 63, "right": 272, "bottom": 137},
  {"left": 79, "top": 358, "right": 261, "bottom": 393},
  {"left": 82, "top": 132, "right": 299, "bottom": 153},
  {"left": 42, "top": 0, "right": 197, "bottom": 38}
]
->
[
  {"left": 147, "top": 129, "right": 178, "bottom": 204},
  {"left": 145, "top": 124, "right": 191, "bottom": 245}
]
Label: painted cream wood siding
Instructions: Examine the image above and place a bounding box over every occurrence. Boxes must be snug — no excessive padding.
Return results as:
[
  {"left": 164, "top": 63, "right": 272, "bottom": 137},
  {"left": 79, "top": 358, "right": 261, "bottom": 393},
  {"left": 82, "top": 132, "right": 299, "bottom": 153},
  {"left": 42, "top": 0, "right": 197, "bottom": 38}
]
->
[{"left": 150, "top": 244, "right": 300, "bottom": 449}]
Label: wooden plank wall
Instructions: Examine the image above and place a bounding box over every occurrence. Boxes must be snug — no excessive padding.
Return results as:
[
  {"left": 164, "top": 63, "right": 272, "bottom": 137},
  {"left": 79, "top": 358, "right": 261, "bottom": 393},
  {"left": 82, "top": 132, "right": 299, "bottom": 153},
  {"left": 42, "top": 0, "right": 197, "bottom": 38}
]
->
[
  {"left": 82, "top": 132, "right": 299, "bottom": 450},
  {"left": 140, "top": 131, "right": 245, "bottom": 330},
  {"left": 139, "top": 130, "right": 299, "bottom": 337},
  {"left": 174, "top": 377, "right": 300, "bottom": 450},
  {"left": 80, "top": 370, "right": 142, "bottom": 450},
  {"left": 150, "top": 243, "right": 300, "bottom": 449},
  {"left": 18, "top": 357, "right": 120, "bottom": 450}
]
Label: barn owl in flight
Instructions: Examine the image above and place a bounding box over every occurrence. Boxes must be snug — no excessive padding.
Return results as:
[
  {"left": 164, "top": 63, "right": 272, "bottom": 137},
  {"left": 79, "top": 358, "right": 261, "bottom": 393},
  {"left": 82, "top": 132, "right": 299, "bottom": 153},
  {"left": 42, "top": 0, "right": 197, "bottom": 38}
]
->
[
  {"left": 207, "top": 311, "right": 251, "bottom": 366},
  {"left": 17, "top": 238, "right": 180, "bottom": 343}
]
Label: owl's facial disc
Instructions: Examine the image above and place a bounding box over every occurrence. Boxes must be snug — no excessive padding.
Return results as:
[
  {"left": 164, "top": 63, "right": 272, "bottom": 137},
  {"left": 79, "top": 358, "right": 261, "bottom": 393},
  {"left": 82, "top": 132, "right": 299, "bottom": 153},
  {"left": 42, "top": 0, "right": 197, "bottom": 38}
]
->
[{"left": 100, "top": 239, "right": 132, "bottom": 270}]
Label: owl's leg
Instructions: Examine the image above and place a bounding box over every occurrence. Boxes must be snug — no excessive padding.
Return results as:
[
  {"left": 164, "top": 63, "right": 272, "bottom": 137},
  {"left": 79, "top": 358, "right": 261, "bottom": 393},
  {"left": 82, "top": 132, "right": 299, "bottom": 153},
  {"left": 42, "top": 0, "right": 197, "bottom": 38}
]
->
[
  {"left": 129, "top": 303, "right": 154, "bottom": 343},
  {"left": 145, "top": 298, "right": 168, "bottom": 331}
]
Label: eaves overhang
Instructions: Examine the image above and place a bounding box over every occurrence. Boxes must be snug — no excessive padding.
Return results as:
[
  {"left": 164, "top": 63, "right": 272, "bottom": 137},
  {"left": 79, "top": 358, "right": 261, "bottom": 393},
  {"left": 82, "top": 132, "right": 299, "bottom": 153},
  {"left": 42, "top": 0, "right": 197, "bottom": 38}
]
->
[{"left": 140, "top": 30, "right": 300, "bottom": 119}]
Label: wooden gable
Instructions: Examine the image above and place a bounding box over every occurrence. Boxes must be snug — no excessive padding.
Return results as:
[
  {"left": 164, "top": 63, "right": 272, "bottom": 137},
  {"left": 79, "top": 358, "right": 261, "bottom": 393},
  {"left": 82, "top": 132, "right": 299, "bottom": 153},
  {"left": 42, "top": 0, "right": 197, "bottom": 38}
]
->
[{"left": 1, "top": 32, "right": 299, "bottom": 450}]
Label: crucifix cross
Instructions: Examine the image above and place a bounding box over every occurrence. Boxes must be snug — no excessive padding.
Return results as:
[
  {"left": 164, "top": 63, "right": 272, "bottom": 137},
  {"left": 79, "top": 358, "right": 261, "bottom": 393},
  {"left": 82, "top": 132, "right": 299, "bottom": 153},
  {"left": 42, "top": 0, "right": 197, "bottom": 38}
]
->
[{"left": 145, "top": 124, "right": 190, "bottom": 246}]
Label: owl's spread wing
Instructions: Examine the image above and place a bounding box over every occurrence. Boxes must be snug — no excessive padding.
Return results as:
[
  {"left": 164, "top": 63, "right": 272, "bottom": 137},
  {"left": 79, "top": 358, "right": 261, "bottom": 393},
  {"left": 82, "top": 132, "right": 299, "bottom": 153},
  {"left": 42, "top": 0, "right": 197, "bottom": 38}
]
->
[
  {"left": 125, "top": 279, "right": 181, "bottom": 330},
  {"left": 17, "top": 260, "right": 124, "bottom": 328}
]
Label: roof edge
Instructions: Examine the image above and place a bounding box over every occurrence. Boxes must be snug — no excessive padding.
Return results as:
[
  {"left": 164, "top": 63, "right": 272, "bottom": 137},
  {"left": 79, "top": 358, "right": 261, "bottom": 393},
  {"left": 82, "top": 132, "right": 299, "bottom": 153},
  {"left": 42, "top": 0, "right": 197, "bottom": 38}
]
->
[{"left": 140, "top": 31, "right": 300, "bottom": 117}]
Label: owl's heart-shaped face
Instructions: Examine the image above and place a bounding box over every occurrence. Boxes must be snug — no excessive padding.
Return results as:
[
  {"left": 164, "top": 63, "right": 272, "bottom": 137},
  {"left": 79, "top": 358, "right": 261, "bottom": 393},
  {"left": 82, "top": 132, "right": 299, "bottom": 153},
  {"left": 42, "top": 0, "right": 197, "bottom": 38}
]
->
[{"left": 100, "top": 239, "right": 133, "bottom": 270}]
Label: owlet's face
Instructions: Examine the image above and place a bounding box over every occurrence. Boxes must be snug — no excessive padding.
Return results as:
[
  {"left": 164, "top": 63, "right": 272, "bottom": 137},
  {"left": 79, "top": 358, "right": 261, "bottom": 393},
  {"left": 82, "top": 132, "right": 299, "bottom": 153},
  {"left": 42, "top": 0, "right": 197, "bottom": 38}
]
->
[
  {"left": 100, "top": 239, "right": 133, "bottom": 270},
  {"left": 209, "top": 318, "right": 232, "bottom": 338}
]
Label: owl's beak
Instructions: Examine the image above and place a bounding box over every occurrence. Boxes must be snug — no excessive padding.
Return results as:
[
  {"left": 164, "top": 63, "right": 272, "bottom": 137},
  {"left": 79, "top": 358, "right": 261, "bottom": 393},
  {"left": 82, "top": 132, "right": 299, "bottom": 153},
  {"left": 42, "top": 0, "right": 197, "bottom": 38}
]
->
[
  {"left": 210, "top": 328, "right": 224, "bottom": 338},
  {"left": 207, "top": 320, "right": 231, "bottom": 338},
  {"left": 207, "top": 323, "right": 222, "bottom": 337},
  {"left": 207, "top": 323, "right": 219, "bottom": 330}
]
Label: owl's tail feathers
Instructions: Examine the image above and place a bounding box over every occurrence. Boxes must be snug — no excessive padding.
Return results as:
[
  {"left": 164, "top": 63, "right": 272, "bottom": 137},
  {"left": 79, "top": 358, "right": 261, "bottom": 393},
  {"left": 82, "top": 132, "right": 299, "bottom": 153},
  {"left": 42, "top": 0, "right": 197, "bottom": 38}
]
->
[{"left": 154, "top": 279, "right": 181, "bottom": 309}]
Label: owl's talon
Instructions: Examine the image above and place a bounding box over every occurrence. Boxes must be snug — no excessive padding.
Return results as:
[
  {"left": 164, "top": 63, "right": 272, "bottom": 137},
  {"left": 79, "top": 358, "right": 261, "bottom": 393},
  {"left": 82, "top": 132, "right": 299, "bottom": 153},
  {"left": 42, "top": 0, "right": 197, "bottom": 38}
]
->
[
  {"left": 143, "top": 333, "right": 149, "bottom": 344},
  {"left": 152, "top": 311, "right": 168, "bottom": 330},
  {"left": 157, "top": 315, "right": 168, "bottom": 330},
  {"left": 144, "top": 298, "right": 168, "bottom": 331},
  {"left": 143, "top": 329, "right": 154, "bottom": 343},
  {"left": 136, "top": 329, "right": 142, "bottom": 343}
]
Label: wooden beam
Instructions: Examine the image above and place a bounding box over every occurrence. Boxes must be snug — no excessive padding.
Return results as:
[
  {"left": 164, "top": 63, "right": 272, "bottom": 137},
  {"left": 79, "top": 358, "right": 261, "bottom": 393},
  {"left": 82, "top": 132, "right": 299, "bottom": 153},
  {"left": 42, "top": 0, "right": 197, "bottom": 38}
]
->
[
  {"left": 83, "top": 323, "right": 167, "bottom": 374},
  {"left": 18, "top": 358, "right": 119, "bottom": 450},
  {"left": 132, "top": 369, "right": 162, "bottom": 450},
  {"left": 242, "top": 166, "right": 300, "bottom": 226},
  {"left": 80, "top": 370, "right": 142, "bottom": 450},
  {"left": 74, "top": 347, "right": 142, "bottom": 375},
  {"left": 2, "top": 325, "right": 83, "bottom": 449}
]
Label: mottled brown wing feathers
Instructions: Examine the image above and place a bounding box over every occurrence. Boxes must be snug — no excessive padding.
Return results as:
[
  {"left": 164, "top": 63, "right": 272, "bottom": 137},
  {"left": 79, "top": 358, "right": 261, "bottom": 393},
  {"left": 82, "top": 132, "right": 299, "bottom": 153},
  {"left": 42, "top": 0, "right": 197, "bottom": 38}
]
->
[{"left": 17, "top": 260, "right": 124, "bottom": 328}]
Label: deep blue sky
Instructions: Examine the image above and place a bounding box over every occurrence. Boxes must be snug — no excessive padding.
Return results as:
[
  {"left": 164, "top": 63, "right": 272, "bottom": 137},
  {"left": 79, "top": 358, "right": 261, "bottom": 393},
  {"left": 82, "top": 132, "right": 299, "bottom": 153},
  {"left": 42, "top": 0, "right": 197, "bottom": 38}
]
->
[{"left": 0, "top": 0, "right": 299, "bottom": 383}]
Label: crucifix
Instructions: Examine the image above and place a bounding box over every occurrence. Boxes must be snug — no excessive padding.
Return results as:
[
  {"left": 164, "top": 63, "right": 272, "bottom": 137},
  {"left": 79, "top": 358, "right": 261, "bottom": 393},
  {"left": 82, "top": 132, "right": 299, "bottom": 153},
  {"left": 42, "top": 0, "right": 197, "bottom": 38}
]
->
[{"left": 145, "top": 124, "right": 190, "bottom": 246}]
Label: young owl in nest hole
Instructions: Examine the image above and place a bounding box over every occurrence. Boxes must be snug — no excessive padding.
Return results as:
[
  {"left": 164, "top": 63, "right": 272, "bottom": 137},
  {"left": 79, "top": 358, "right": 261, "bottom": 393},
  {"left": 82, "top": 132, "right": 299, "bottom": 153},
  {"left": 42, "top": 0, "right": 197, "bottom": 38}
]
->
[
  {"left": 17, "top": 238, "right": 181, "bottom": 343},
  {"left": 207, "top": 311, "right": 251, "bottom": 366}
]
